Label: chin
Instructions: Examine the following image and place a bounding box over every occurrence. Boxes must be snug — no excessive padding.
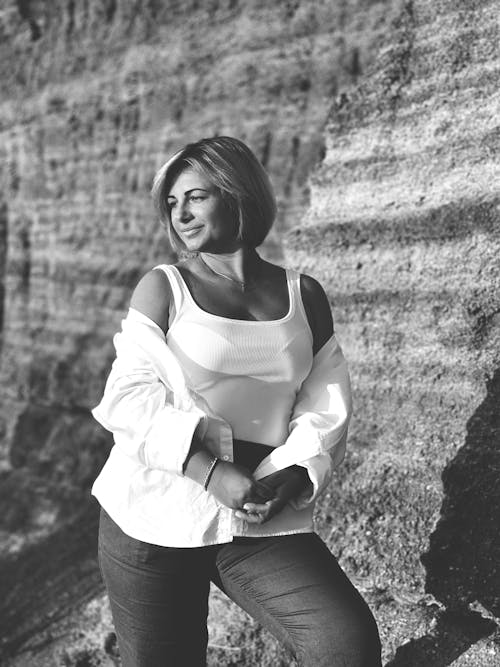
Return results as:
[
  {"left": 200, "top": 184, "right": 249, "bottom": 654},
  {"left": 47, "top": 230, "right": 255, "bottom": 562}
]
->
[
  {"left": 190, "top": 241, "right": 213, "bottom": 254},
  {"left": 181, "top": 234, "right": 207, "bottom": 251},
  {"left": 186, "top": 239, "right": 218, "bottom": 253},
  {"left": 181, "top": 233, "right": 239, "bottom": 254}
]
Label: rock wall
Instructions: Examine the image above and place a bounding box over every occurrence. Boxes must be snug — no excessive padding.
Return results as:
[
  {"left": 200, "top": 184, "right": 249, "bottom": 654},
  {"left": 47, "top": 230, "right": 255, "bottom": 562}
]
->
[
  {"left": 0, "top": 1, "right": 384, "bottom": 665},
  {"left": 0, "top": 0, "right": 499, "bottom": 665},
  {"left": 285, "top": 0, "right": 500, "bottom": 664},
  {"left": 0, "top": 0, "right": 379, "bottom": 547}
]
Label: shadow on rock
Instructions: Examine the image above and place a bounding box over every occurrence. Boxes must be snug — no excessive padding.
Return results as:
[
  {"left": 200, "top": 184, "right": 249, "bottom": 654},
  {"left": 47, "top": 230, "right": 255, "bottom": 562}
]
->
[
  {"left": 388, "top": 368, "right": 500, "bottom": 665},
  {"left": 386, "top": 609, "right": 496, "bottom": 667},
  {"left": 0, "top": 501, "right": 102, "bottom": 661}
]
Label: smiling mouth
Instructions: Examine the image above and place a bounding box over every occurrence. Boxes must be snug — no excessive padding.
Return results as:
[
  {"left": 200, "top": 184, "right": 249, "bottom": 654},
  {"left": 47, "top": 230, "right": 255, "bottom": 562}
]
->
[{"left": 183, "top": 227, "right": 203, "bottom": 237}]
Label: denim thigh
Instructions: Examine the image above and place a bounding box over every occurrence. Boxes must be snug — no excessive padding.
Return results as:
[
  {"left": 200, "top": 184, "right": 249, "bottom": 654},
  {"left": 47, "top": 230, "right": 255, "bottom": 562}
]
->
[
  {"left": 212, "top": 533, "right": 382, "bottom": 667},
  {"left": 98, "top": 508, "right": 214, "bottom": 667}
]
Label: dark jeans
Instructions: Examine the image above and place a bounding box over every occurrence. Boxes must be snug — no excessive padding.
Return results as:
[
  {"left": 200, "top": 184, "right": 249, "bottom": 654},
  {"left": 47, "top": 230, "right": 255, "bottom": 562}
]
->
[{"left": 98, "top": 508, "right": 381, "bottom": 667}]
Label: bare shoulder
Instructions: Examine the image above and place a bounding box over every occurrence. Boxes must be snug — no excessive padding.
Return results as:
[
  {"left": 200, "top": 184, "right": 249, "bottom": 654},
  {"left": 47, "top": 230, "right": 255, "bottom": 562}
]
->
[
  {"left": 299, "top": 273, "right": 334, "bottom": 355},
  {"left": 129, "top": 267, "right": 172, "bottom": 333}
]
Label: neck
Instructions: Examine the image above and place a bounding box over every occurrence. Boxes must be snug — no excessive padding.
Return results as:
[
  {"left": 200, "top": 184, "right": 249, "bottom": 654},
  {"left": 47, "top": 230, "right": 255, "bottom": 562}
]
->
[{"left": 199, "top": 248, "right": 261, "bottom": 284}]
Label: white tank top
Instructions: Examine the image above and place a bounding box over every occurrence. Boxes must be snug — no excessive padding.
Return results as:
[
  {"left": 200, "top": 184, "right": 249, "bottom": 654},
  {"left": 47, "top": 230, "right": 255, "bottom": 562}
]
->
[{"left": 154, "top": 264, "right": 314, "bottom": 447}]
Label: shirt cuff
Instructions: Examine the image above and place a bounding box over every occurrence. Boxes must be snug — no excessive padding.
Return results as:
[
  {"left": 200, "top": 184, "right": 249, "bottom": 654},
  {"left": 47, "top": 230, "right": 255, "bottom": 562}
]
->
[
  {"left": 144, "top": 406, "right": 207, "bottom": 475},
  {"left": 289, "top": 453, "right": 333, "bottom": 510}
]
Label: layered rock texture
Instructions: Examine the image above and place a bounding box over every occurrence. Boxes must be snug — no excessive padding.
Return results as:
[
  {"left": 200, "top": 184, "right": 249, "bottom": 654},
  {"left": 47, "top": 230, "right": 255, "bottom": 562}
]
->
[
  {"left": 286, "top": 0, "right": 500, "bottom": 664},
  {"left": 0, "top": 0, "right": 499, "bottom": 665}
]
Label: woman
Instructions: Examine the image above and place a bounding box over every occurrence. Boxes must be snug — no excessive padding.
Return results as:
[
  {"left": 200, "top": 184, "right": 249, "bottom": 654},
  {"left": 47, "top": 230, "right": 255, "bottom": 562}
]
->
[{"left": 92, "top": 136, "right": 381, "bottom": 666}]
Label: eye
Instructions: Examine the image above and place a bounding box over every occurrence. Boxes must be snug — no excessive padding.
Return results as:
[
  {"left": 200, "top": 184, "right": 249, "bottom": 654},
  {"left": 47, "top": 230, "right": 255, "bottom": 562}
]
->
[
  {"left": 167, "top": 199, "right": 176, "bottom": 209},
  {"left": 189, "top": 195, "right": 206, "bottom": 202}
]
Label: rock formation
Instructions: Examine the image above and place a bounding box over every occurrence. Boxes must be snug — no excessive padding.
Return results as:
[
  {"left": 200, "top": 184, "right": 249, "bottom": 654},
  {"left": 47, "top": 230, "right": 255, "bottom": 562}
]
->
[
  {"left": 0, "top": 0, "right": 499, "bottom": 665},
  {"left": 286, "top": 0, "right": 500, "bottom": 664}
]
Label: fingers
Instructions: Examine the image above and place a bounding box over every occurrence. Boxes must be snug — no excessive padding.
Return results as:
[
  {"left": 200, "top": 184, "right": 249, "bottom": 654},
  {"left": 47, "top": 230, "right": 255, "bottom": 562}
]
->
[
  {"left": 243, "top": 502, "right": 270, "bottom": 513},
  {"left": 234, "top": 498, "right": 286, "bottom": 525},
  {"left": 234, "top": 500, "right": 272, "bottom": 524}
]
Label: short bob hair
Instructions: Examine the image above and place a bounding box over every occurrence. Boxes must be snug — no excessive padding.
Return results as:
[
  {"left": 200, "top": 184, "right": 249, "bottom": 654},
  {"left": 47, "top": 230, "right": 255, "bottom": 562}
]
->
[{"left": 151, "top": 136, "right": 276, "bottom": 251}]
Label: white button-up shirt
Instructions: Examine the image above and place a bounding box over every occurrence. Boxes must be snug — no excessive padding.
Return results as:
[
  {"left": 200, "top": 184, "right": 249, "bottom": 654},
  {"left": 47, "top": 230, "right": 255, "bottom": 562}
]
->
[{"left": 91, "top": 308, "right": 352, "bottom": 547}]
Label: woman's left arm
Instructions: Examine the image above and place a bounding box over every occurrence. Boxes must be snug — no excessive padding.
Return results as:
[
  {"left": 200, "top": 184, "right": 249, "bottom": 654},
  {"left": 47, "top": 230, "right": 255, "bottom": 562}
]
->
[
  {"left": 300, "top": 273, "right": 335, "bottom": 356},
  {"left": 236, "top": 275, "right": 352, "bottom": 524}
]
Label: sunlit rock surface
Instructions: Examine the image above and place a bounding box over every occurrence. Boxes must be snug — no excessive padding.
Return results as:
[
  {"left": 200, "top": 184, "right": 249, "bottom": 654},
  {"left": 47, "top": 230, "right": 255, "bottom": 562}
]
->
[
  {"left": 285, "top": 0, "right": 500, "bottom": 664},
  {"left": 0, "top": 0, "right": 499, "bottom": 665}
]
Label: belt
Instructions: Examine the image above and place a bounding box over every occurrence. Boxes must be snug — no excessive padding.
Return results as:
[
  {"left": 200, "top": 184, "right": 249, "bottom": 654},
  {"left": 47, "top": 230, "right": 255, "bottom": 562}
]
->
[{"left": 232, "top": 439, "right": 275, "bottom": 473}]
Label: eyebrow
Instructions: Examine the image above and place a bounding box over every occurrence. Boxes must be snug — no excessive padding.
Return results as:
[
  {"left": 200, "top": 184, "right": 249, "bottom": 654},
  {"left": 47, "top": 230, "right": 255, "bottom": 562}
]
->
[{"left": 166, "top": 187, "right": 210, "bottom": 199}]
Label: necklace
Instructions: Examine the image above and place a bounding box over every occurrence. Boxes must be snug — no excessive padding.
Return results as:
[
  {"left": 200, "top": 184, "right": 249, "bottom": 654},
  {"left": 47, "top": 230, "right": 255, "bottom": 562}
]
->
[{"left": 198, "top": 254, "right": 258, "bottom": 292}]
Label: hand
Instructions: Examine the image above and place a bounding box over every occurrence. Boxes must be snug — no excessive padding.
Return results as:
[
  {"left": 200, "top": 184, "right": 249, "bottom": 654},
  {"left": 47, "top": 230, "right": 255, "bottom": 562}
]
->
[
  {"left": 234, "top": 467, "right": 309, "bottom": 525},
  {"left": 207, "top": 460, "right": 274, "bottom": 510}
]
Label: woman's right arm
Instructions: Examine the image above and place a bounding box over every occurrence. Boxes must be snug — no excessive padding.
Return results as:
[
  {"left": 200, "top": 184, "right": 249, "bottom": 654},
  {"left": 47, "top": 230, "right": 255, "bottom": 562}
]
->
[
  {"left": 93, "top": 268, "right": 204, "bottom": 475},
  {"left": 129, "top": 268, "right": 172, "bottom": 334}
]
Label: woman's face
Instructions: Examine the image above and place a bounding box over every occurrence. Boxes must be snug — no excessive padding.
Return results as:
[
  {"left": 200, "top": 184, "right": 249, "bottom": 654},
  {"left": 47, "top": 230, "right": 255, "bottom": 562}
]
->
[{"left": 167, "top": 168, "right": 240, "bottom": 253}]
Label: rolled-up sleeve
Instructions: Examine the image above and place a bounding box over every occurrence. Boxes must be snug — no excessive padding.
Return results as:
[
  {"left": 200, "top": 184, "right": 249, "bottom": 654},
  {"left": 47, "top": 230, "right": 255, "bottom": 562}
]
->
[
  {"left": 92, "top": 368, "right": 206, "bottom": 475},
  {"left": 253, "top": 334, "right": 352, "bottom": 507},
  {"left": 92, "top": 311, "right": 208, "bottom": 476},
  {"left": 289, "top": 430, "right": 348, "bottom": 510}
]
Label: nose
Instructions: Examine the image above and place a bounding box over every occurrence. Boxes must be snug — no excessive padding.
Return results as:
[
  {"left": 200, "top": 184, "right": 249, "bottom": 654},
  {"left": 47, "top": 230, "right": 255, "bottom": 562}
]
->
[{"left": 173, "top": 199, "right": 193, "bottom": 224}]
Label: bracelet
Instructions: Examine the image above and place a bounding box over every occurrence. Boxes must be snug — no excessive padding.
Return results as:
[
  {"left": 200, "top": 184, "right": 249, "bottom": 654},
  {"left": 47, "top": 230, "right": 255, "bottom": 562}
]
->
[{"left": 203, "top": 456, "right": 219, "bottom": 490}]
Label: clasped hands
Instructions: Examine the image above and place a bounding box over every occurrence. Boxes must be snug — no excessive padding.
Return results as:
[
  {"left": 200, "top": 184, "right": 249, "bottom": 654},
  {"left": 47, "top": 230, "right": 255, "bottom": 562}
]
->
[{"left": 207, "top": 460, "right": 310, "bottom": 525}]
